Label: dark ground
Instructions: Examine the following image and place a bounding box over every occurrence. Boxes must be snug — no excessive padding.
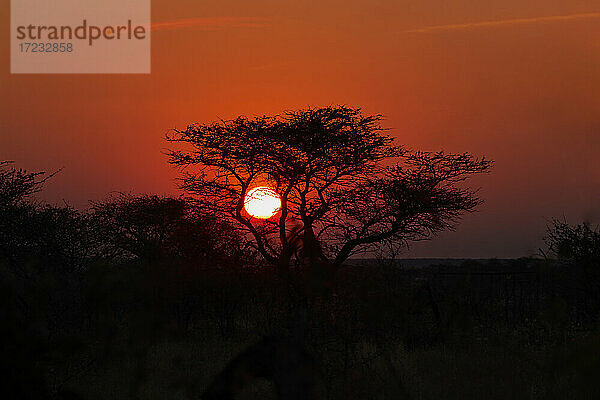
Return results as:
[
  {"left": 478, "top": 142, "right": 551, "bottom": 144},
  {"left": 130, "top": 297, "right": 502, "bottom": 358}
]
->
[{"left": 3, "top": 256, "right": 600, "bottom": 400}]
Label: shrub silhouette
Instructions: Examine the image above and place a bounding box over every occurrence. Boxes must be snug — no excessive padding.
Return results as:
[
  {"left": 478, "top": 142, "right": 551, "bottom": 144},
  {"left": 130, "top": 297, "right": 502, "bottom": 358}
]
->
[{"left": 544, "top": 219, "right": 600, "bottom": 263}]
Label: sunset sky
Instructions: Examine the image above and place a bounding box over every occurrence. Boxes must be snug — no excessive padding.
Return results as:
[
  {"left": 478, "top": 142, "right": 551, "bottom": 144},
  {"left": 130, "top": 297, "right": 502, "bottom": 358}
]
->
[{"left": 1, "top": 0, "right": 598, "bottom": 258}]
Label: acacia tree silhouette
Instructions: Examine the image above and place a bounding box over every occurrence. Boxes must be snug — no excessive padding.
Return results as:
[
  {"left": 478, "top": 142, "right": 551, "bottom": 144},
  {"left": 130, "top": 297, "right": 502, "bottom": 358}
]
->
[
  {"left": 90, "top": 194, "right": 244, "bottom": 264},
  {"left": 167, "top": 106, "right": 492, "bottom": 286}
]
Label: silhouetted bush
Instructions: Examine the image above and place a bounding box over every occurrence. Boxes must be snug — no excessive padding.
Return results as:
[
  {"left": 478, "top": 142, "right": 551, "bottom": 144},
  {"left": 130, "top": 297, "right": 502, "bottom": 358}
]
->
[
  {"left": 89, "top": 193, "right": 253, "bottom": 266},
  {"left": 544, "top": 219, "right": 600, "bottom": 263}
]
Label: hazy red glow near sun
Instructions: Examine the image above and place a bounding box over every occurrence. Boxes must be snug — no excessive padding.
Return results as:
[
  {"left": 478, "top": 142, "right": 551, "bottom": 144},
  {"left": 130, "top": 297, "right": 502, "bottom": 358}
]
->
[{"left": 244, "top": 187, "right": 281, "bottom": 219}]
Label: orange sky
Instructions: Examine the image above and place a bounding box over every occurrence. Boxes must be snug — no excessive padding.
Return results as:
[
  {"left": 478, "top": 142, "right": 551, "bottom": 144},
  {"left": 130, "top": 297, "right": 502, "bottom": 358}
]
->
[{"left": 1, "top": 0, "right": 599, "bottom": 258}]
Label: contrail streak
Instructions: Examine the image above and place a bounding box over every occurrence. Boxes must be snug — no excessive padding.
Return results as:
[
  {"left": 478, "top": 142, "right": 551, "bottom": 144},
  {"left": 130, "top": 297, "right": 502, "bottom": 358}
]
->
[
  {"left": 151, "top": 17, "right": 270, "bottom": 32},
  {"left": 406, "top": 12, "right": 600, "bottom": 33}
]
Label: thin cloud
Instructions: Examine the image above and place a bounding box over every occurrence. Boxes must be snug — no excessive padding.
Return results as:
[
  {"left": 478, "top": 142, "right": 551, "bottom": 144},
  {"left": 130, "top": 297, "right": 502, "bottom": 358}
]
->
[
  {"left": 406, "top": 12, "right": 600, "bottom": 33},
  {"left": 151, "top": 17, "right": 270, "bottom": 33}
]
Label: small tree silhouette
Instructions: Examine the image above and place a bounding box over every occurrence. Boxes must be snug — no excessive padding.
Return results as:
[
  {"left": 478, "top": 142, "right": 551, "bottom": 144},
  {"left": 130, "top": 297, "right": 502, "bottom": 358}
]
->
[
  {"left": 544, "top": 219, "right": 600, "bottom": 263},
  {"left": 0, "top": 161, "right": 46, "bottom": 206},
  {"left": 167, "top": 106, "right": 492, "bottom": 282},
  {"left": 90, "top": 194, "right": 249, "bottom": 266},
  {"left": 0, "top": 161, "right": 87, "bottom": 275}
]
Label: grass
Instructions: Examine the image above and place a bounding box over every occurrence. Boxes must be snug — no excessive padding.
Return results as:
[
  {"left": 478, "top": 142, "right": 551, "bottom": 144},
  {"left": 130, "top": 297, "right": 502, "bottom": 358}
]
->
[{"left": 61, "top": 319, "right": 600, "bottom": 400}]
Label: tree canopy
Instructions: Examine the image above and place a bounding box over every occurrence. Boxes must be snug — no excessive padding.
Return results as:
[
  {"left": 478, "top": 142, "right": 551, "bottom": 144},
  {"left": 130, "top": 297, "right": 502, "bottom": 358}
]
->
[
  {"left": 90, "top": 194, "right": 251, "bottom": 267},
  {"left": 167, "top": 106, "right": 493, "bottom": 275},
  {"left": 544, "top": 219, "right": 600, "bottom": 263}
]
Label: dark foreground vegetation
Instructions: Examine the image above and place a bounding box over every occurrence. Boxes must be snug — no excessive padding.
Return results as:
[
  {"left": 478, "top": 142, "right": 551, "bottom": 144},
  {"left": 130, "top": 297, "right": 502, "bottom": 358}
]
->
[{"left": 2, "top": 161, "right": 600, "bottom": 400}]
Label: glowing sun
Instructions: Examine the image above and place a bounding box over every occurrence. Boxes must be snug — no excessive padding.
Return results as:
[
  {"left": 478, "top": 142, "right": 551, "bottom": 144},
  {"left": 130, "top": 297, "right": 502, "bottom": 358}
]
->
[{"left": 244, "top": 187, "right": 281, "bottom": 219}]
